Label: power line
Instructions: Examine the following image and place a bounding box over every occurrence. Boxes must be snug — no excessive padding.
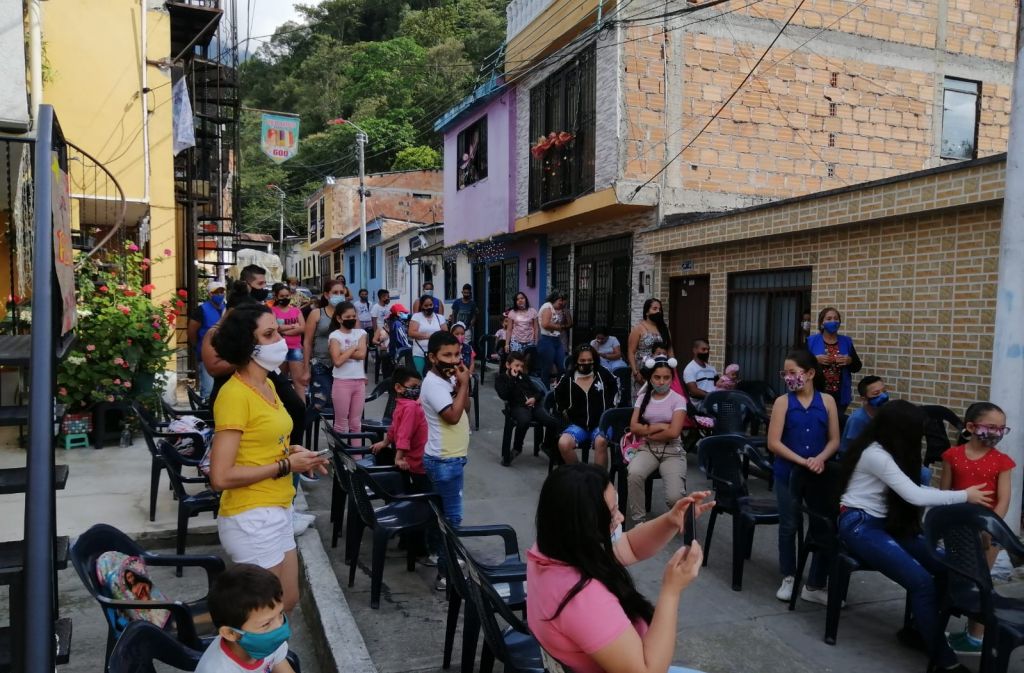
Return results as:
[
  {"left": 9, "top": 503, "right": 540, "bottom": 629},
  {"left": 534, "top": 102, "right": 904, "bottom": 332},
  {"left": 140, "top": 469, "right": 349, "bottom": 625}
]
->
[{"left": 629, "top": 0, "right": 808, "bottom": 200}]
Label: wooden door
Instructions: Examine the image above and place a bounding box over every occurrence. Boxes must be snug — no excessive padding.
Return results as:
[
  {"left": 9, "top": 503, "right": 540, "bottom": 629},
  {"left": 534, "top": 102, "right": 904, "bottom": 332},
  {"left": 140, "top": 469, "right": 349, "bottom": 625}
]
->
[{"left": 669, "top": 275, "right": 710, "bottom": 357}]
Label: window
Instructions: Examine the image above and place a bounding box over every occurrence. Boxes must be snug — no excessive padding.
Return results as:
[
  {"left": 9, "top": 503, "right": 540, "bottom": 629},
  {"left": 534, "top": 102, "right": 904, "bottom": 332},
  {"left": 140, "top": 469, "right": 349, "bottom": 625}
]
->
[
  {"left": 370, "top": 248, "right": 377, "bottom": 279},
  {"left": 349, "top": 256, "right": 356, "bottom": 286},
  {"left": 444, "top": 260, "right": 458, "bottom": 300},
  {"left": 941, "top": 77, "right": 980, "bottom": 160},
  {"left": 308, "top": 201, "right": 319, "bottom": 241},
  {"left": 528, "top": 43, "right": 596, "bottom": 212},
  {"left": 385, "top": 245, "right": 399, "bottom": 290},
  {"left": 457, "top": 117, "right": 488, "bottom": 189},
  {"left": 333, "top": 250, "right": 343, "bottom": 277},
  {"left": 318, "top": 197, "right": 326, "bottom": 240}
]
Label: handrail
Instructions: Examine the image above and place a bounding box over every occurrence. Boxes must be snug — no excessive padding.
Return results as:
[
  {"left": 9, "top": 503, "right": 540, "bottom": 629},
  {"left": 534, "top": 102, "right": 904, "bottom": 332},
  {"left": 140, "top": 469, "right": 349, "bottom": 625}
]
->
[
  {"left": 66, "top": 139, "right": 127, "bottom": 266},
  {"left": 24, "top": 102, "right": 58, "bottom": 672}
]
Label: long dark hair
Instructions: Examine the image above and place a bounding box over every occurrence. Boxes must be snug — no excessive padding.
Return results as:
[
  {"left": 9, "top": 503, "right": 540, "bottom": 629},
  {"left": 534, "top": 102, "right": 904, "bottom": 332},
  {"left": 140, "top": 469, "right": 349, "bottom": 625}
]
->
[
  {"left": 536, "top": 465, "right": 654, "bottom": 623},
  {"left": 643, "top": 298, "right": 671, "bottom": 348},
  {"left": 512, "top": 292, "right": 530, "bottom": 312},
  {"left": 838, "top": 400, "right": 927, "bottom": 537},
  {"left": 637, "top": 361, "right": 674, "bottom": 423},
  {"left": 211, "top": 303, "right": 272, "bottom": 366},
  {"left": 225, "top": 280, "right": 254, "bottom": 309},
  {"left": 570, "top": 344, "right": 600, "bottom": 374},
  {"left": 329, "top": 301, "right": 357, "bottom": 333}
]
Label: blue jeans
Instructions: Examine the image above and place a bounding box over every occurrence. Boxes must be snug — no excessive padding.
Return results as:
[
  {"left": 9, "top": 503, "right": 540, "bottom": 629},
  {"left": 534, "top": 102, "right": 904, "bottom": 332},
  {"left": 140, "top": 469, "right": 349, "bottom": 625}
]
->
[
  {"left": 307, "top": 362, "right": 334, "bottom": 420},
  {"left": 535, "top": 334, "right": 566, "bottom": 382},
  {"left": 775, "top": 471, "right": 828, "bottom": 586},
  {"left": 838, "top": 508, "right": 956, "bottom": 668},
  {"left": 197, "top": 362, "right": 214, "bottom": 401},
  {"left": 423, "top": 455, "right": 467, "bottom": 572}
]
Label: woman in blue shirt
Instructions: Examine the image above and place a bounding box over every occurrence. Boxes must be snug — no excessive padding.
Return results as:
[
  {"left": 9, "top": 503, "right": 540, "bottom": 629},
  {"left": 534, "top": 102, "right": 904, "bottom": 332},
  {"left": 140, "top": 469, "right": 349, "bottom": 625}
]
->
[
  {"left": 767, "top": 349, "right": 840, "bottom": 605},
  {"left": 806, "top": 306, "right": 862, "bottom": 415}
]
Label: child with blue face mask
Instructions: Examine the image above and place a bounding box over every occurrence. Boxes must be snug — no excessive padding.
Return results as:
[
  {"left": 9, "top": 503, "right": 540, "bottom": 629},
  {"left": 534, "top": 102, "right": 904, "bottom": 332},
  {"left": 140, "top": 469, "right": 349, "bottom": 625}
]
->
[
  {"left": 199, "top": 563, "right": 295, "bottom": 672},
  {"left": 840, "top": 375, "right": 888, "bottom": 454}
]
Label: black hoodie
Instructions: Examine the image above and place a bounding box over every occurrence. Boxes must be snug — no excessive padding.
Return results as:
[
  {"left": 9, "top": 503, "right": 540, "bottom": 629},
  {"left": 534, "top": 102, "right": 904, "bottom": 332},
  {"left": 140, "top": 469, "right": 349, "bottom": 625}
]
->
[{"left": 553, "top": 365, "right": 619, "bottom": 431}]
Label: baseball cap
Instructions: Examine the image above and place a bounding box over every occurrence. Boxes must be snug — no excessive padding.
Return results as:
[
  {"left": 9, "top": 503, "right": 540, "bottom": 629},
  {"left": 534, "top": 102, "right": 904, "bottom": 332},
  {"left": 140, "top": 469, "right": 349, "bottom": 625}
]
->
[{"left": 390, "top": 303, "right": 409, "bottom": 317}]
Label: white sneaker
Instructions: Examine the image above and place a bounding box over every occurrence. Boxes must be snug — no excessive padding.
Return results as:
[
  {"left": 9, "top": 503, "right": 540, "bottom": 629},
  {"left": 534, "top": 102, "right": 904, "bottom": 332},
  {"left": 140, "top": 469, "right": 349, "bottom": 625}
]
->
[
  {"left": 292, "top": 511, "right": 315, "bottom": 536},
  {"left": 775, "top": 576, "right": 795, "bottom": 602},
  {"left": 800, "top": 586, "right": 829, "bottom": 606}
]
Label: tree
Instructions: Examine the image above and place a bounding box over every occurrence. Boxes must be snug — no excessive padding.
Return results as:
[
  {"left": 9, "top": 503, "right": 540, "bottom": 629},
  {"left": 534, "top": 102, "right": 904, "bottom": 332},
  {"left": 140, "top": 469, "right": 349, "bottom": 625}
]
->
[{"left": 392, "top": 146, "right": 441, "bottom": 171}]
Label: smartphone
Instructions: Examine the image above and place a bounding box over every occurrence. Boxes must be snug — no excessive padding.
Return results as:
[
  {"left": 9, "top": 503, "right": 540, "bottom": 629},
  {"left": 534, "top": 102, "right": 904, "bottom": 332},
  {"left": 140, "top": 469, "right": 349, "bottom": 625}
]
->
[
  {"left": 682, "top": 505, "right": 696, "bottom": 546},
  {"left": 312, "top": 449, "right": 332, "bottom": 459}
]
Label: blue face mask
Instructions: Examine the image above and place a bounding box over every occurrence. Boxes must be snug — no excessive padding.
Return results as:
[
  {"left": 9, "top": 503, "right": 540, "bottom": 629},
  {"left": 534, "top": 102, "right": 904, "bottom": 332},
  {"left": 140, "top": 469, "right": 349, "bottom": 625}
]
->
[
  {"left": 328, "top": 295, "right": 345, "bottom": 307},
  {"left": 822, "top": 320, "right": 841, "bottom": 334},
  {"left": 868, "top": 392, "right": 889, "bottom": 408},
  {"left": 230, "top": 615, "right": 290, "bottom": 661},
  {"left": 210, "top": 293, "right": 225, "bottom": 307}
]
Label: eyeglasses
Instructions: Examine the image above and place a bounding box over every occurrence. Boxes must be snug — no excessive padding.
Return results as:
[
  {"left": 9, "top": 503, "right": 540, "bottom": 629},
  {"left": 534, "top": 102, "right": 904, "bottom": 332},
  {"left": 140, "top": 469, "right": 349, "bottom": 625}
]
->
[
  {"left": 974, "top": 424, "right": 1012, "bottom": 435},
  {"left": 778, "top": 370, "right": 805, "bottom": 378}
]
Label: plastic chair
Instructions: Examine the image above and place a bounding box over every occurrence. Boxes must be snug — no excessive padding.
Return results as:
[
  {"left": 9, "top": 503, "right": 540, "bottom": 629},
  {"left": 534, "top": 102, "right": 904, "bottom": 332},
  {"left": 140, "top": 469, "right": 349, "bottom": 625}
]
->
[
  {"left": 361, "top": 377, "right": 397, "bottom": 440},
  {"left": 70, "top": 523, "right": 224, "bottom": 665},
  {"left": 698, "top": 434, "right": 778, "bottom": 591},
  {"left": 156, "top": 441, "right": 220, "bottom": 576},
  {"left": 735, "top": 380, "right": 778, "bottom": 434},
  {"left": 161, "top": 397, "right": 213, "bottom": 424},
  {"left": 433, "top": 502, "right": 526, "bottom": 672},
  {"left": 921, "top": 405, "right": 964, "bottom": 467},
  {"left": 185, "top": 385, "right": 207, "bottom": 412},
  {"left": 497, "top": 377, "right": 549, "bottom": 466},
  {"left": 322, "top": 426, "right": 379, "bottom": 550},
  {"left": 925, "top": 503, "right": 1024, "bottom": 673},
  {"left": 703, "top": 390, "right": 773, "bottom": 489},
  {"left": 596, "top": 407, "right": 636, "bottom": 521},
  {"left": 132, "top": 401, "right": 209, "bottom": 523},
  {"left": 337, "top": 452, "right": 435, "bottom": 608}
]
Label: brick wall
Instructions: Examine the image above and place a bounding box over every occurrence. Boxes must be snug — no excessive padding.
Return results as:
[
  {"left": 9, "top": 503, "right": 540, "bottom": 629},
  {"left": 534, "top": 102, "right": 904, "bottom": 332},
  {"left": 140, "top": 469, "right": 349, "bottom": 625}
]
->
[{"left": 641, "top": 158, "right": 1007, "bottom": 412}]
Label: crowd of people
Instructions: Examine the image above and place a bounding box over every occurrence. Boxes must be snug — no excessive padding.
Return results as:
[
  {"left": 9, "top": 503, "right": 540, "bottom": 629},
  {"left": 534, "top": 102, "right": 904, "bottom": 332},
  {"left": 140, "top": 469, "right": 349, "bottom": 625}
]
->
[{"left": 185, "top": 269, "right": 1013, "bottom": 673}]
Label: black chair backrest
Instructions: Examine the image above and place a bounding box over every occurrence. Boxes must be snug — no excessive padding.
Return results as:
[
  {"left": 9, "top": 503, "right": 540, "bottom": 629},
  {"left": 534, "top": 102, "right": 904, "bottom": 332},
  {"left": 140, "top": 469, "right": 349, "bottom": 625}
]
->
[
  {"left": 366, "top": 377, "right": 398, "bottom": 424},
  {"left": 736, "top": 380, "right": 778, "bottom": 409},
  {"left": 432, "top": 502, "right": 473, "bottom": 602},
  {"left": 597, "top": 407, "right": 634, "bottom": 470},
  {"left": 923, "top": 503, "right": 1024, "bottom": 595},
  {"left": 339, "top": 454, "right": 379, "bottom": 528},
  {"left": 107, "top": 620, "right": 203, "bottom": 673},
  {"left": 131, "top": 400, "right": 162, "bottom": 428},
  {"left": 921, "top": 405, "right": 964, "bottom": 466},
  {"left": 790, "top": 462, "right": 843, "bottom": 522},
  {"left": 71, "top": 524, "right": 146, "bottom": 601},
  {"left": 703, "top": 390, "right": 760, "bottom": 435},
  {"left": 156, "top": 440, "right": 200, "bottom": 499},
  {"left": 697, "top": 435, "right": 751, "bottom": 500},
  {"left": 186, "top": 385, "right": 205, "bottom": 411}
]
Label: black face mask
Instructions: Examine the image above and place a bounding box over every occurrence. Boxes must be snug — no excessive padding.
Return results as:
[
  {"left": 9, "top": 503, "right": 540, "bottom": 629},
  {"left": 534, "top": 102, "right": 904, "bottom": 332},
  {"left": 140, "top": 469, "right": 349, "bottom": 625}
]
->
[
  {"left": 276, "top": 298, "right": 290, "bottom": 307},
  {"left": 435, "top": 361, "right": 456, "bottom": 378},
  {"left": 341, "top": 319, "right": 357, "bottom": 329},
  {"left": 250, "top": 287, "right": 269, "bottom": 302},
  {"left": 696, "top": 352, "right": 709, "bottom": 363},
  {"left": 649, "top": 312, "right": 665, "bottom": 323},
  {"left": 577, "top": 363, "right": 594, "bottom": 375}
]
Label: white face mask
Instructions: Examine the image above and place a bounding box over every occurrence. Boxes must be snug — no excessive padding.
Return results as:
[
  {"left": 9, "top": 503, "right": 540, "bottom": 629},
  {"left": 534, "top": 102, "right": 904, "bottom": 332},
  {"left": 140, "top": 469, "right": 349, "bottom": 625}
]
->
[{"left": 251, "top": 338, "right": 288, "bottom": 372}]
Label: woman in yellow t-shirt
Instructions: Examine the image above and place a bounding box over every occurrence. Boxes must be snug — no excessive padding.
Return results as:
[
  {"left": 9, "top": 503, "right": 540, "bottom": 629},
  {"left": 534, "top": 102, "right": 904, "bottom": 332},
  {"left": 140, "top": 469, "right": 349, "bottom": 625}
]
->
[{"left": 210, "top": 303, "right": 329, "bottom": 612}]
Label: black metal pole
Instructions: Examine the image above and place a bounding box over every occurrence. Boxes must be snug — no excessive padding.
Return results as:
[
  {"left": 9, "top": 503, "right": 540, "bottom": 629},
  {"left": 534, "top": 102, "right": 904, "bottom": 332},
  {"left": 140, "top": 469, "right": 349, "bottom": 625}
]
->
[{"left": 24, "top": 103, "right": 56, "bottom": 673}]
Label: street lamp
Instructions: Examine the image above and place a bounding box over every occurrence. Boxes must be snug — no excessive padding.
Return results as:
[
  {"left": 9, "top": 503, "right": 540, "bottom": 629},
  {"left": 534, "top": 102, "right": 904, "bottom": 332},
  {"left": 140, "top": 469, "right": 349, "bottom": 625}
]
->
[
  {"left": 328, "top": 117, "right": 369, "bottom": 292},
  {"left": 267, "top": 183, "right": 286, "bottom": 263}
]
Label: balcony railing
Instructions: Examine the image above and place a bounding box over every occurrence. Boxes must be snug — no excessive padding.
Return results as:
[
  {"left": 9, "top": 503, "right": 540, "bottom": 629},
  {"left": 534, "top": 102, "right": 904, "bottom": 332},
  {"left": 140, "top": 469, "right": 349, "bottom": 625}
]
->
[
  {"left": 66, "top": 140, "right": 127, "bottom": 263},
  {"left": 506, "top": 0, "right": 555, "bottom": 40}
]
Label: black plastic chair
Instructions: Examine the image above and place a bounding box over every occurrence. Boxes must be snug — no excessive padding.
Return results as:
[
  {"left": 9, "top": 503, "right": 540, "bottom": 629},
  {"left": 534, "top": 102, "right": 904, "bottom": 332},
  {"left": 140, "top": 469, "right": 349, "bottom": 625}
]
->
[
  {"left": 185, "top": 385, "right": 207, "bottom": 412},
  {"left": 157, "top": 441, "right": 220, "bottom": 576},
  {"left": 736, "top": 380, "right": 778, "bottom": 434},
  {"left": 921, "top": 405, "right": 964, "bottom": 467},
  {"left": 925, "top": 503, "right": 1024, "bottom": 673},
  {"left": 337, "top": 452, "right": 435, "bottom": 608},
  {"left": 162, "top": 397, "right": 213, "bottom": 424},
  {"left": 703, "top": 390, "right": 773, "bottom": 489},
  {"left": 698, "top": 434, "right": 779, "bottom": 591},
  {"left": 132, "top": 401, "right": 210, "bottom": 523},
  {"left": 70, "top": 523, "right": 224, "bottom": 665},
  {"left": 361, "top": 377, "right": 397, "bottom": 440},
  {"left": 596, "top": 407, "right": 636, "bottom": 521},
  {"left": 322, "top": 427, "right": 381, "bottom": 550}
]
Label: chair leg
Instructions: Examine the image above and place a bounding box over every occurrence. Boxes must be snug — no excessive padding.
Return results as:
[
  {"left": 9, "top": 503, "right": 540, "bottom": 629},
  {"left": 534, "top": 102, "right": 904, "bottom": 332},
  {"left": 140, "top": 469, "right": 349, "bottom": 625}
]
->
[
  {"left": 702, "top": 509, "right": 719, "bottom": 567},
  {"left": 644, "top": 478, "right": 653, "bottom": 513},
  {"left": 730, "top": 515, "right": 747, "bottom": 591},
  {"left": 176, "top": 509, "right": 188, "bottom": 577},
  {"left": 824, "top": 564, "right": 850, "bottom": 645},
  {"left": 370, "top": 528, "right": 389, "bottom": 609},
  {"left": 789, "top": 540, "right": 811, "bottom": 612},
  {"left": 461, "top": 599, "right": 480, "bottom": 673},
  {"left": 480, "top": 643, "right": 495, "bottom": 673},
  {"left": 406, "top": 535, "right": 417, "bottom": 572},
  {"left": 348, "top": 518, "right": 364, "bottom": 587},
  {"left": 442, "top": 592, "right": 461, "bottom": 669},
  {"left": 149, "top": 458, "right": 161, "bottom": 522}
]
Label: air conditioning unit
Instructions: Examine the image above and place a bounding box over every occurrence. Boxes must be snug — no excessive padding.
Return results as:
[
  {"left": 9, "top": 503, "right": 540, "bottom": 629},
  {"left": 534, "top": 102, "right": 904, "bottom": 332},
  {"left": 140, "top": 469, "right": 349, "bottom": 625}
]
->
[{"left": 409, "top": 233, "right": 429, "bottom": 251}]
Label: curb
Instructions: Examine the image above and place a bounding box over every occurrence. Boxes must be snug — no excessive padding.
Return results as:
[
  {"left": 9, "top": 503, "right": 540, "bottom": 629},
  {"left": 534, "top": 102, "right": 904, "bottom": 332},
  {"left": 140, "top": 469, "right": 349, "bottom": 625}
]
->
[{"left": 295, "top": 489, "right": 377, "bottom": 673}]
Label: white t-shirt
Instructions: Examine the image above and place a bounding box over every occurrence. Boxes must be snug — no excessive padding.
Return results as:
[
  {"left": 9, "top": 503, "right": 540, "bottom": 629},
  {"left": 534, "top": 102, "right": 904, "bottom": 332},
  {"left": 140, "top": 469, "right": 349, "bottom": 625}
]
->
[
  {"left": 633, "top": 388, "right": 688, "bottom": 424},
  {"left": 539, "top": 302, "right": 564, "bottom": 337},
  {"left": 354, "top": 300, "right": 373, "bottom": 323},
  {"left": 195, "top": 636, "right": 288, "bottom": 673},
  {"left": 420, "top": 370, "right": 470, "bottom": 459},
  {"left": 840, "top": 443, "right": 967, "bottom": 518},
  {"left": 370, "top": 302, "right": 391, "bottom": 324},
  {"left": 328, "top": 328, "right": 367, "bottom": 379},
  {"left": 411, "top": 311, "right": 444, "bottom": 356},
  {"left": 592, "top": 336, "right": 627, "bottom": 371},
  {"left": 682, "top": 359, "right": 718, "bottom": 394}
]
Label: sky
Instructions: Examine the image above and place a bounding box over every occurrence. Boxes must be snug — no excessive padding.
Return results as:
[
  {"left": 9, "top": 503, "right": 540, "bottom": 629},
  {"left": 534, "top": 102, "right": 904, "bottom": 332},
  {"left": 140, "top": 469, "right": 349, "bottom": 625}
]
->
[{"left": 236, "top": 0, "right": 307, "bottom": 57}]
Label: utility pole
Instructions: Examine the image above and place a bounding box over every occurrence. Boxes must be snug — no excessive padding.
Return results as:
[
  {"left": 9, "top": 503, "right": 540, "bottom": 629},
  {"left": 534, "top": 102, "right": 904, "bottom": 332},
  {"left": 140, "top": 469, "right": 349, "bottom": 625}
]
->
[
  {"left": 328, "top": 117, "right": 370, "bottom": 292},
  {"left": 990, "top": 9, "right": 1024, "bottom": 533},
  {"left": 268, "top": 184, "right": 286, "bottom": 270}
]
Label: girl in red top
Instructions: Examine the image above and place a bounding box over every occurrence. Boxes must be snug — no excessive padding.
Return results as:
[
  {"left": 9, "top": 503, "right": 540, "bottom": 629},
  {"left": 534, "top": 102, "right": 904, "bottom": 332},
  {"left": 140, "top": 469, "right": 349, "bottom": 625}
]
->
[{"left": 940, "top": 401, "right": 1015, "bottom": 654}]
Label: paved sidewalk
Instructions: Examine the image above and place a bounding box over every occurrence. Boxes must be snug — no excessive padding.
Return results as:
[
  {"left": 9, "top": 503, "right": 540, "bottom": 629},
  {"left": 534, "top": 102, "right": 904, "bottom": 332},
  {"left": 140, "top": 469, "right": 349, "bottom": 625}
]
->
[{"left": 304, "top": 378, "right": 1024, "bottom": 673}]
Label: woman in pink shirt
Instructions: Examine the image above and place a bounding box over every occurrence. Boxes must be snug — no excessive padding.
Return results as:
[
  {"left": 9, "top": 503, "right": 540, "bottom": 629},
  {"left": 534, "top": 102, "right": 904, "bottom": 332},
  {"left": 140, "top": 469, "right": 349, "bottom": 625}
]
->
[
  {"left": 504, "top": 292, "right": 538, "bottom": 354},
  {"left": 527, "top": 465, "right": 713, "bottom": 673}
]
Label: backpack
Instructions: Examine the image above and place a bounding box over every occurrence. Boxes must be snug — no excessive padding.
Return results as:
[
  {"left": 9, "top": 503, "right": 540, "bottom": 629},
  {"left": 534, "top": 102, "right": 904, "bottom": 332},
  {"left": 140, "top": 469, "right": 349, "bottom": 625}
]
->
[
  {"left": 619, "top": 431, "right": 644, "bottom": 464},
  {"left": 95, "top": 551, "right": 171, "bottom": 629}
]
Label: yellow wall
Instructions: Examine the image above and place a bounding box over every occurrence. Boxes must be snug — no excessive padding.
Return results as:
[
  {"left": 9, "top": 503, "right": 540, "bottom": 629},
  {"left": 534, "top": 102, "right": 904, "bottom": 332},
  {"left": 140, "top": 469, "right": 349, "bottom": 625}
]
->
[{"left": 43, "top": 0, "right": 177, "bottom": 304}]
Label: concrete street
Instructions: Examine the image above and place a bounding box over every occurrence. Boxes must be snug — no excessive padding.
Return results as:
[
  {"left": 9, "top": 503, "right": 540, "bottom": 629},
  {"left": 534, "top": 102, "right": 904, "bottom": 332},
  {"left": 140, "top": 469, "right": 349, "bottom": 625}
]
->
[{"left": 304, "top": 372, "right": 1024, "bottom": 673}]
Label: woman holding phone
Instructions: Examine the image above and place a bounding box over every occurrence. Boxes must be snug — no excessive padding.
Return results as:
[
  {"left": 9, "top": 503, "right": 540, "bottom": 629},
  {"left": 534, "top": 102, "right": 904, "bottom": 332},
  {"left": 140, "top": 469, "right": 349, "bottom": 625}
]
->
[{"left": 528, "top": 464, "right": 713, "bottom": 673}]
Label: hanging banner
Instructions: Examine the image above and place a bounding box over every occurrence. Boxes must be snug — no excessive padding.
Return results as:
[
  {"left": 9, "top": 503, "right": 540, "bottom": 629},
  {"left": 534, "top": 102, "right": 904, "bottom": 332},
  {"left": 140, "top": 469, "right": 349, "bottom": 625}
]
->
[
  {"left": 50, "top": 152, "right": 76, "bottom": 336},
  {"left": 261, "top": 113, "right": 300, "bottom": 163},
  {"left": 171, "top": 77, "right": 196, "bottom": 156}
]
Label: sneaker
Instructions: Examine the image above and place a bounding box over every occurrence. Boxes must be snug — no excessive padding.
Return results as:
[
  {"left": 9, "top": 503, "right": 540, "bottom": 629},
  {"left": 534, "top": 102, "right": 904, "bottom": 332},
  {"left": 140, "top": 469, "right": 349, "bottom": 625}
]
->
[
  {"left": 800, "top": 586, "right": 829, "bottom": 606},
  {"left": 420, "top": 554, "right": 439, "bottom": 567},
  {"left": 434, "top": 574, "right": 447, "bottom": 591},
  {"left": 292, "top": 512, "right": 314, "bottom": 536},
  {"left": 775, "top": 576, "right": 795, "bottom": 602},
  {"left": 947, "top": 631, "right": 983, "bottom": 655}
]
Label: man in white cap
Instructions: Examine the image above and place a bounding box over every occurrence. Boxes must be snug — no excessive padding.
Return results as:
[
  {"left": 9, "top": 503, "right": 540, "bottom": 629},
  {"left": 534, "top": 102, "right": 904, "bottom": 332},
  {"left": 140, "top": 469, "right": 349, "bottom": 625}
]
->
[{"left": 187, "top": 280, "right": 227, "bottom": 400}]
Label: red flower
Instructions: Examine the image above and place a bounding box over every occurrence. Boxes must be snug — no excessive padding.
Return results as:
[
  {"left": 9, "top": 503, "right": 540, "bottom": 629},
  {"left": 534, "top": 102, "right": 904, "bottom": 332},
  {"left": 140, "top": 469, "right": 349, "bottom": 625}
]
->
[
  {"left": 555, "top": 131, "right": 574, "bottom": 147},
  {"left": 175, "top": 300, "right": 185, "bottom": 310},
  {"left": 152, "top": 332, "right": 161, "bottom": 340},
  {"left": 123, "top": 290, "right": 137, "bottom": 297},
  {"left": 98, "top": 285, "right": 109, "bottom": 293},
  {"left": 177, "top": 289, "right": 188, "bottom": 298},
  {"left": 141, "top": 284, "right": 155, "bottom": 294}
]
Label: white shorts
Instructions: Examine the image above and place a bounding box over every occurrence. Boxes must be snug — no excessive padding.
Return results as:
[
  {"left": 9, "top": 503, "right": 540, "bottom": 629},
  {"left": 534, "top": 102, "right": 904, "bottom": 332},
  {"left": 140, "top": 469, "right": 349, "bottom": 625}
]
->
[{"left": 217, "top": 506, "right": 296, "bottom": 569}]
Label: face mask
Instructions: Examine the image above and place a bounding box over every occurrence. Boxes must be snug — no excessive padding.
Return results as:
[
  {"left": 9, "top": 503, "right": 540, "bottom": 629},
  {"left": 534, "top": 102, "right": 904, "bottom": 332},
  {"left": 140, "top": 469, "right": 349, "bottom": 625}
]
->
[
  {"left": 341, "top": 319, "right": 357, "bottom": 330},
  {"left": 329, "top": 295, "right": 345, "bottom": 307},
  {"left": 649, "top": 312, "right": 665, "bottom": 323},
  {"left": 576, "top": 363, "right": 594, "bottom": 375},
  {"left": 868, "top": 392, "right": 889, "bottom": 408},
  {"left": 434, "top": 361, "right": 456, "bottom": 378},
  {"left": 252, "top": 338, "right": 288, "bottom": 372},
  {"left": 275, "top": 298, "right": 290, "bottom": 307},
  {"left": 696, "top": 352, "right": 709, "bottom": 363},
  {"left": 422, "top": 307, "right": 434, "bottom": 316},
  {"left": 973, "top": 426, "right": 1007, "bottom": 447},
  {"left": 456, "top": 334, "right": 465, "bottom": 344},
  {"left": 230, "top": 616, "right": 290, "bottom": 661},
  {"left": 784, "top": 373, "right": 805, "bottom": 392},
  {"left": 424, "top": 290, "right": 433, "bottom": 297},
  {"left": 652, "top": 382, "right": 672, "bottom": 395},
  {"left": 250, "top": 287, "right": 269, "bottom": 302},
  {"left": 823, "top": 320, "right": 841, "bottom": 334},
  {"left": 210, "top": 294, "right": 225, "bottom": 307},
  {"left": 800, "top": 321, "right": 811, "bottom": 332},
  {"left": 398, "top": 312, "right": 409, "bottom": 321},
  {"left": 399, "top": 386, "right": 421, "bottom": 401}
]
